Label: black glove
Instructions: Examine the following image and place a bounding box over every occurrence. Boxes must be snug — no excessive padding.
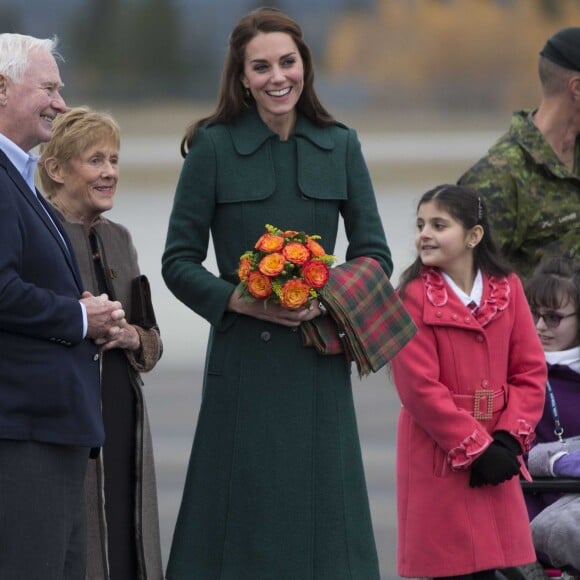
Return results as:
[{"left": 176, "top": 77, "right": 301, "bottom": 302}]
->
[
  {"left": 469, "top": 441, "right": 520, "bottom": 488},
  {"left": 492, "top": 430, "right": 521, "bottom": 455}
]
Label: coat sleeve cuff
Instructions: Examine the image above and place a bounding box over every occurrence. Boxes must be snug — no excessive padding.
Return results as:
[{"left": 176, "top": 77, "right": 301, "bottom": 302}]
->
[
  {"left": 448, "top": 429, "right": 492, "bottom": 470},
  {"left": 512, "top": 419, "right": 536, "bottom": 452},
  {"left": 127, "top": 326, "right": 162, "bottom": 373}
]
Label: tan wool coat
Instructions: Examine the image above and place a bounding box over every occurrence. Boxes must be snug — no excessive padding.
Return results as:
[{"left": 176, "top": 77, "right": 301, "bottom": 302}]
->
[{"left": 53, "top": 208, "right": 163, "bottom": 580}]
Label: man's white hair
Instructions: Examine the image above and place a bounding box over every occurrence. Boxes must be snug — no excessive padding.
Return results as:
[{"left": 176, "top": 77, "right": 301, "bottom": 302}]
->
[{"left": 0, "top": 33, "right": 61, "bottom": 83}]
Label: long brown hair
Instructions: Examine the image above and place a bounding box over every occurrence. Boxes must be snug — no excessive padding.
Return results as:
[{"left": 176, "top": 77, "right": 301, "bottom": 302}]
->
[{"left": 180, "top": 7, "right": 335, "bottom": 157}]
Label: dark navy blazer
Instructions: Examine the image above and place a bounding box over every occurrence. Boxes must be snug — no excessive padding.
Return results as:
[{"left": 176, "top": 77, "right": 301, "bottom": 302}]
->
[{"left": 0, "top": 148, "right": 104, "bottom": 447}]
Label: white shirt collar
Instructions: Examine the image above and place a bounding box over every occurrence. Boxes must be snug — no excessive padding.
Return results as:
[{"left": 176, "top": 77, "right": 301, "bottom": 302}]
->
[
  {"left": 545, "top": 346, "right": 580, "bottom": 373},
  {"left": 442, "top": 269, "right": 483, "bottom": 307},
  {"left": 0, "top": 133, "right": 39, "bottom": 193}
]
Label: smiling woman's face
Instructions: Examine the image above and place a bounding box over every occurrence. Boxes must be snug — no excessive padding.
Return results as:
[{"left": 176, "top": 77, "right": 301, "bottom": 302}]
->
[
  {"left": 56, "top": 139, "right": 119, "bottom": 223},
  {"left": 241, "top": 31, "right": 304, "bottom": 138}
]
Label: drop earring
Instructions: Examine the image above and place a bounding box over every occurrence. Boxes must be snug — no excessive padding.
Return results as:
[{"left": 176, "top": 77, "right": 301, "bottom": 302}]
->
[{"left": 244, "top": 87, "right": 250, "bottom": 98}]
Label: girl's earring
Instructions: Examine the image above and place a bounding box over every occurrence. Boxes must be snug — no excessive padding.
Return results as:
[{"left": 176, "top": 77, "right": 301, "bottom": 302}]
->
[{"left": 244, "top": 87, "right": 250, "bottom": 98}]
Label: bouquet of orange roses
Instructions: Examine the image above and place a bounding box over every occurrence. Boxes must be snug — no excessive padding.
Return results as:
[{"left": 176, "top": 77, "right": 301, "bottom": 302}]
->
[{"left": 237, "top": 224, "right": 336, "bottom": 310}]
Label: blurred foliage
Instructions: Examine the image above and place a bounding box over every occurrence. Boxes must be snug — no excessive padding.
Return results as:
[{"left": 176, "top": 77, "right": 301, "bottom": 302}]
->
[
  {"left": 68, "top": 0, "right": 188, "bottom": 100},
  {"left": 3, "top": 0, "right": 580, "bottom": 112},
  {"left": 0, "top": 5, "right": 21, "bottom": 30},
  {"left": 325, "top": 0, "right": 580, "bottom": 111}
]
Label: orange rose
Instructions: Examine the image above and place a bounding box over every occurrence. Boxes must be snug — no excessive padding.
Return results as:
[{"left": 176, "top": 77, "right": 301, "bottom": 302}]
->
[
  {"left": 283, "top": 230, "right": 299, "bottom": 239},
  {"left": 238, "top": 256, "right": 253, "bottom": 282},
  {"left": 247, "top": 271, "right": 272, "bottom": 299},
  {"left": 302, "top": 261, "right": 330, "bottom": 289},
  {"left": 283, "top": 242, "right": 310, "bottom": 265},
  {"left": 258, "top": 253, "right": 285, "bottom": 277},
  {"left": 255, "top": 233, "right": 284, "bottom": 253},
  {"left": 280, "top": 279, "right": 310, "bottom": 310},
  {"left": 306, "top": 238, "right": 326, "bottom": 258}
]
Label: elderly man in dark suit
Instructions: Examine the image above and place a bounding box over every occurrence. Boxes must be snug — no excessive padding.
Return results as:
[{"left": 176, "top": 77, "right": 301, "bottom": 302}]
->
[{"left": 0, "top": 33, "right": 125, "bottom": 579}]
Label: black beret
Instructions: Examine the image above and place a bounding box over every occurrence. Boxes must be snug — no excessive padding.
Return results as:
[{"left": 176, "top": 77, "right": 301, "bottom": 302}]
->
[{"left": 540, "top": 27, "right": 580, "bottom": 72}]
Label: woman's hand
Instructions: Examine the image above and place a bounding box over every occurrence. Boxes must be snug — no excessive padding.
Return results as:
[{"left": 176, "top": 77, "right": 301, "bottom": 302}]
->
[
  {"left": 95, "top": 318, "right": 141, "bottom": 351},
  {"left": 227, "top": 288, "right": 324, "bottom": 328}
]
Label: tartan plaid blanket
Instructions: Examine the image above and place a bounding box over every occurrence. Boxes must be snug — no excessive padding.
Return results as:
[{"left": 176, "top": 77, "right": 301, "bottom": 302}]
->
[{"left": 301, "top": 256, "right": 417, "bottom": 377}]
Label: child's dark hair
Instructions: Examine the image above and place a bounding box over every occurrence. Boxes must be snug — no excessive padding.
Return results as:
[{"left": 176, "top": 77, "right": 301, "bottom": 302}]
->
[
  {"left": 398, "top": 184, "right": 512, "bottom": 295},
  {"left": 525, "top": 257, "right": 580, "bottom": 340}
]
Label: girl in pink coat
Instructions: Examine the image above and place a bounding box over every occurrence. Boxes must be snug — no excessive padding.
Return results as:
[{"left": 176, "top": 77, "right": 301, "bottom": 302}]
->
[{"left": 391, "top": 184, "right": 547, "bottom": 580}]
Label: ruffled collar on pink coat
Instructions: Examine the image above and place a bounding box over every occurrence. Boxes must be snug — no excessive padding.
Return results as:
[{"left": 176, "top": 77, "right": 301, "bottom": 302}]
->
[{"left": 421, "top": 267, "right": 510, "bottom": 327}]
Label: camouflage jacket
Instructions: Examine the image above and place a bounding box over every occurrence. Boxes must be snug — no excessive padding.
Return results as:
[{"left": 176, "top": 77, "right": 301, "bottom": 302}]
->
[{"left": 459, "top": 109, "right": 580, "bottom": 278}]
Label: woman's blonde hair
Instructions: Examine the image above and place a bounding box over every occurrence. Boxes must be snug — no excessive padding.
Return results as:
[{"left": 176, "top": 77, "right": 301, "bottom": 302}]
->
[{"left": 38, "top": 106, "right": 120, "bottom": 197}]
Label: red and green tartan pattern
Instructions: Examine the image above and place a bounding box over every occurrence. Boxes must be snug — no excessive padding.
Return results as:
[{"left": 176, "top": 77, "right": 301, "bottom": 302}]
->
[{"left": 301, "top": 256, "right": 417, "bottom": 377}]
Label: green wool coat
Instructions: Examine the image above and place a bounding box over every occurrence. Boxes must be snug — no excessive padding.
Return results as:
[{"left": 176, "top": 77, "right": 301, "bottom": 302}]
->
[{"left": 162, "top": 110, "right": 392, "bottom": 580}]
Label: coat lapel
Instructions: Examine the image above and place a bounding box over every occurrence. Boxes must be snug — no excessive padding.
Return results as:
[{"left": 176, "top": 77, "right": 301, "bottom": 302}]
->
[{"left": 2, "top": 153, "right": 84, "bottom": 291}]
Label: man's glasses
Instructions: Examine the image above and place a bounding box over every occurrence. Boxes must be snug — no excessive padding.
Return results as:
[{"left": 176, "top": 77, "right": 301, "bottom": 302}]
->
[{"left": 531, "top": 310, "right": 576, "bottom": 329}]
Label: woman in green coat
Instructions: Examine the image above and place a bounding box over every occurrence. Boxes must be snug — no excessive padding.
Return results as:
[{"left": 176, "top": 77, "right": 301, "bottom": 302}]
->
[{"left": 162, "top": 7, "right": 392, "bottom": 579}]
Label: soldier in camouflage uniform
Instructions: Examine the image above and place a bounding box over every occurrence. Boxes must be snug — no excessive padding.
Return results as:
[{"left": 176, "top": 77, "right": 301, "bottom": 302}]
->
[{"left": 459, "top": 27, "right": 580, "bottom": 278}]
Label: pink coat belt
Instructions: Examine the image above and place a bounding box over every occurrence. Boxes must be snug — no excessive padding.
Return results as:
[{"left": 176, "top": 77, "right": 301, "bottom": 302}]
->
[{"left": 453, "top": 387, "right": 506, "bottom": 420}]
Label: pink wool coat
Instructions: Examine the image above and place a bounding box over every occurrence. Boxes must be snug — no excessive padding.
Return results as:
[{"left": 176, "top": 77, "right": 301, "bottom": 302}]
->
[{"left": 390, "top": 269, "right": 546, "bottom": 578}]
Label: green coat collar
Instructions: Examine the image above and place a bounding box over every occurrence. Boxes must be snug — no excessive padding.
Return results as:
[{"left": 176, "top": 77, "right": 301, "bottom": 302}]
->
[{"left": 228, "top": 109, "right": 336, "bottom": 155}]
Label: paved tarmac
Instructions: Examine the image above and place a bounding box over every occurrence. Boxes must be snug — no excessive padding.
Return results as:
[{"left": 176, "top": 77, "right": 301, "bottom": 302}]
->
[
  {"left": 144, "top": 364, "right": 400, "bottom": 579},
  {"left": 110, "top": 126, "right": 498, "bottom": 578}
]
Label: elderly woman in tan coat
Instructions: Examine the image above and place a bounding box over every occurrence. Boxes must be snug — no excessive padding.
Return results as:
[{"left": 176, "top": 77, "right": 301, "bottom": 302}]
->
[{"left": 38, "top": 106, "right": 163, "bottom": 580}]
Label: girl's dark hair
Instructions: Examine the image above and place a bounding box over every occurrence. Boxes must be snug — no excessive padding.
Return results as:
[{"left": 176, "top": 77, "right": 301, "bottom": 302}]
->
[
  {"left": 525, "top": 257, "right": 580, "bottom": 339},
  {"left": 398, "top": 184, "right": 512, "bottom": 295},
  {"left": 180, "top": 6, "right": 335, "bottom": 157}
]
